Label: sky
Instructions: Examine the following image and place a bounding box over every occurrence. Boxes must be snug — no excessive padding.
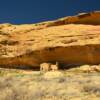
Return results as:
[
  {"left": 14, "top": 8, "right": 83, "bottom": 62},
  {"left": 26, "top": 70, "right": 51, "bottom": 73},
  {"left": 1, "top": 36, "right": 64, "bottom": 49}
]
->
[{"left": 0, "top": 0, "right": 100, "bottom": 24}]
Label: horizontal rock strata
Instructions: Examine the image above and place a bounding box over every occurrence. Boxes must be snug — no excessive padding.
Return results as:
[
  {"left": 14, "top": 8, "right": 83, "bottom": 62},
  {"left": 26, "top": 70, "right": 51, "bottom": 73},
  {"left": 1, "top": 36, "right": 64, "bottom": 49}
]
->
[{"left": 0, "top": 11, "right": 100, "bottom": 69}]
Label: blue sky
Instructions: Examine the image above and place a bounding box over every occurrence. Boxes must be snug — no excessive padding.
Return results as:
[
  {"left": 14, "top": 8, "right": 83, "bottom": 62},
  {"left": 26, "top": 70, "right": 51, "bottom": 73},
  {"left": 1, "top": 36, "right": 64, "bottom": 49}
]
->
[{"left": 0, "top": 0, "right": 100, "bottom": 24}]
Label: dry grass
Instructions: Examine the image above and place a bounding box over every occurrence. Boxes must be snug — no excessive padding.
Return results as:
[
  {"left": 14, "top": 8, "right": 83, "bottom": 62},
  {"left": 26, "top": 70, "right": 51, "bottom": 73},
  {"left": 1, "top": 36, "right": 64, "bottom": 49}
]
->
[{"left": 0, "top": 66, "right": 100, "bottom": 100}]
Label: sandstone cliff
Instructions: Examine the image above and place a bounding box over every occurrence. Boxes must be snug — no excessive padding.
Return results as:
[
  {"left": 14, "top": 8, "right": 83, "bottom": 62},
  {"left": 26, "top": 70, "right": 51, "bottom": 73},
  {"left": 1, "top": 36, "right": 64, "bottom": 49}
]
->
[{"left": 0, "top": 11, "right": 100, "bottom": 68}]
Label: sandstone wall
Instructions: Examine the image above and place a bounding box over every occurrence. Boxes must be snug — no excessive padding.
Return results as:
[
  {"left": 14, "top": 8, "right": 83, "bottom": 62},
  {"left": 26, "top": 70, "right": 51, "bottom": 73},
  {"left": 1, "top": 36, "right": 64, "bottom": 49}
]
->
[
  {"left": 0, "top": 11, "right": 100, "bottom": 69},
  {"left": 0, "top": 44, "right": 100, "bottom": 68}
]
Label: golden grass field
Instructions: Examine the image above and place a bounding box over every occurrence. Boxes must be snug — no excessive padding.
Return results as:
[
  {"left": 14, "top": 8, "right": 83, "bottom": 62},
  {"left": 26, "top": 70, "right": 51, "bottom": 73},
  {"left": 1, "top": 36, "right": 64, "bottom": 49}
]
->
[{"left": 0, "top": 65, "right": 100, "bottom": 100}]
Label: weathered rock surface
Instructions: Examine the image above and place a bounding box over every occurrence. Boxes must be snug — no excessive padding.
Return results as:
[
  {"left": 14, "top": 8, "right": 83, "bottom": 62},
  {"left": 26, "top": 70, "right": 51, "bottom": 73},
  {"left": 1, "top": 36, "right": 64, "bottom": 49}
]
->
[
  {"left": 43, "top": 71, "right": 64, "bottom": 79},
  {"left": 0, "top": 11, "right": 100, "bottom": 68}
]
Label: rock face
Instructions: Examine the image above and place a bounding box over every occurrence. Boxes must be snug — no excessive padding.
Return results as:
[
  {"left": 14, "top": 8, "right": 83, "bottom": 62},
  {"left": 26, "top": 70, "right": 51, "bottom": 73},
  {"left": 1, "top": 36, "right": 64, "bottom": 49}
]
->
[{"left": 0, "top": 11, "right": 100, "bottom": 69}]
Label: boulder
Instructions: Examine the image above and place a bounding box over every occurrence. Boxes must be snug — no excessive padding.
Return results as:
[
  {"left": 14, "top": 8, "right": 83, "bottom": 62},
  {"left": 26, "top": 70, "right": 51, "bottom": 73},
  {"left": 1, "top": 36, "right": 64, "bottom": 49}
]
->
[{"left": 43, "top": 71, "right": 64, "bottom": 79}]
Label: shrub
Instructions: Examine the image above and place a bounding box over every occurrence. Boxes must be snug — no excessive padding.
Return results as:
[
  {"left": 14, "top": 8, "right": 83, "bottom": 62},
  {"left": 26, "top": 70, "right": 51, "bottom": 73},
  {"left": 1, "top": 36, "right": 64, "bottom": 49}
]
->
[{"left": 83, "top": 84, "right": 100, "bottom": 96}]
